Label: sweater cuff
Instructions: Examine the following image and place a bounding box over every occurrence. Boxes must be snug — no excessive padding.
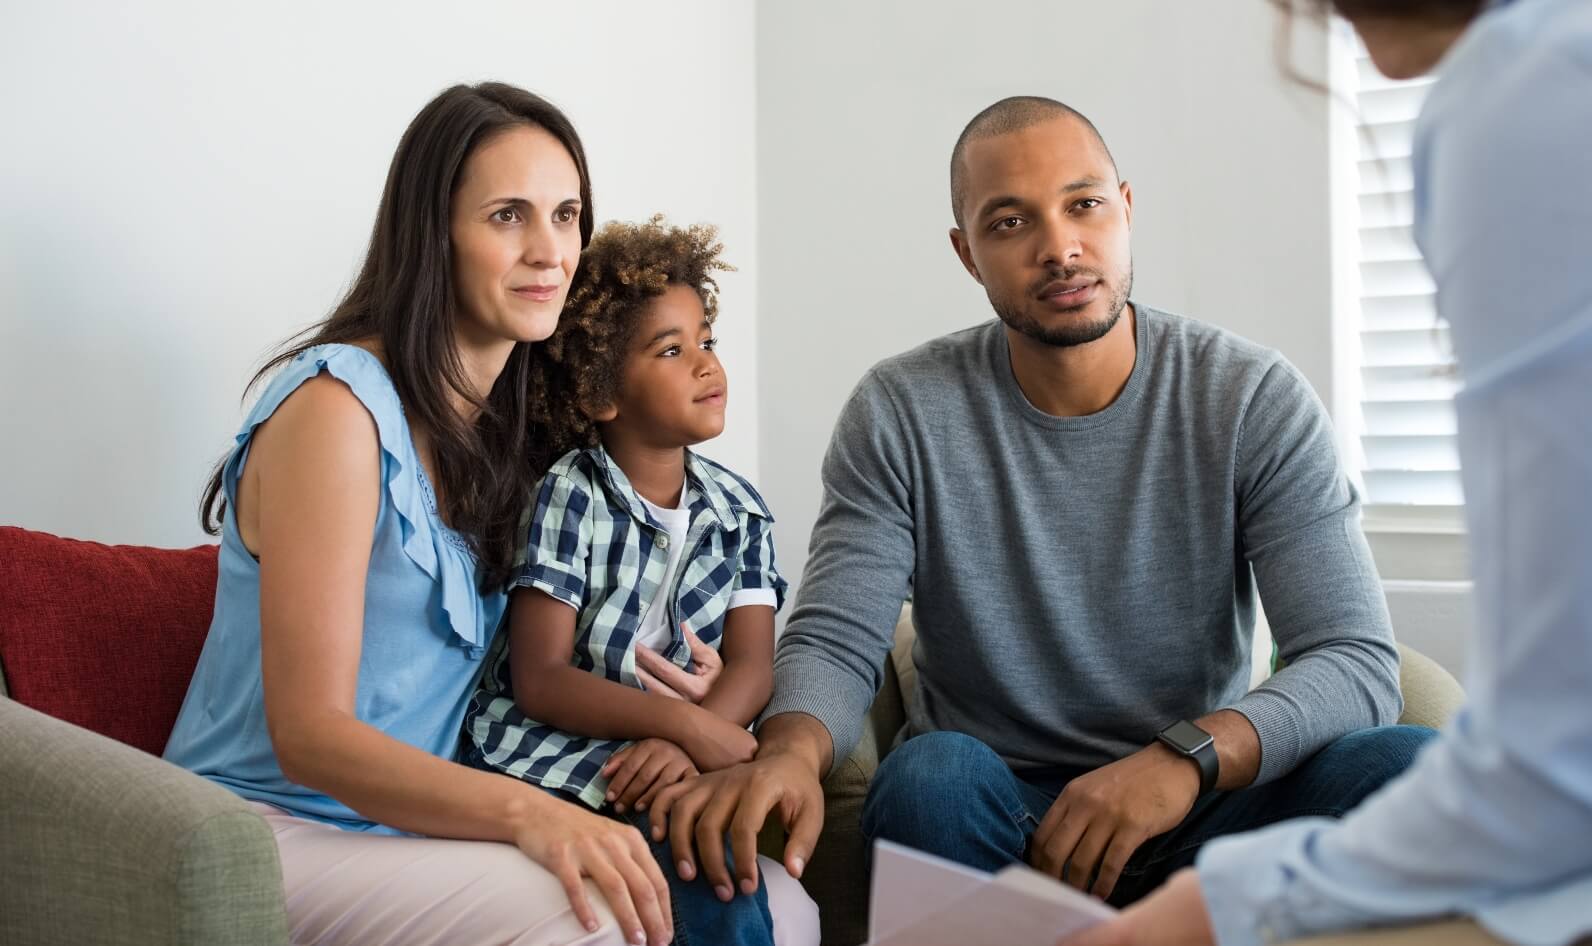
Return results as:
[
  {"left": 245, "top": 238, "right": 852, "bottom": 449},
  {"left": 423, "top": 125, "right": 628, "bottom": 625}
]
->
[
  {"left": 758, "top": 665, "right": 864, "bottom": 775},
  {"left": 1229, "top": 688, "right": 1305, "bottom": 785}
]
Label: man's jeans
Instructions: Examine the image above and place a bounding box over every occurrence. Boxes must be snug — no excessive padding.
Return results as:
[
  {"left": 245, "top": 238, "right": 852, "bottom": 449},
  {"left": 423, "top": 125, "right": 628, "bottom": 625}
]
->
[{"left": 861, "top": 725, "right": 1436, "bottom": 907}]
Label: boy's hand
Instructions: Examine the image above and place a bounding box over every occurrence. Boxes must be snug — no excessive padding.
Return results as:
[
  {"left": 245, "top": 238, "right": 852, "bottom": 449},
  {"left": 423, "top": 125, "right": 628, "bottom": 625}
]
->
[
  {"left": 602, "top": 739, "right": 699, "bottom": 814},
  {"left": 675, "top": 705, "right": 759, "bottom": 772},
  {"left": 636, "top": 623, "right": 722, "bottom": 704}
]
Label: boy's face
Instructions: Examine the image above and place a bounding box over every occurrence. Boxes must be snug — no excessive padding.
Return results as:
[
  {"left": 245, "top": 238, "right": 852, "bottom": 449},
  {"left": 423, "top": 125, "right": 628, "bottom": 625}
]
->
[{"left": 601, "top": 283, "right": 727, "bottom": 447}]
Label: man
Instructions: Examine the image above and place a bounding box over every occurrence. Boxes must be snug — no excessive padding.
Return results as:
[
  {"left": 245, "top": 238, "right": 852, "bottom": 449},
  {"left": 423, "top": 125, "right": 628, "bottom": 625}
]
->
[{"left": 649, "top": 95, "right": 1432, "bottom": 910}]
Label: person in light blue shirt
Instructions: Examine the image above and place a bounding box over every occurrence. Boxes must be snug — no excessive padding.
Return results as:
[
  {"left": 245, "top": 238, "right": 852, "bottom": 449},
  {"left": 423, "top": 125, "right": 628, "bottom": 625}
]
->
[{"left": 1062, "top": 1, "right": 1592, "bottom": 944}]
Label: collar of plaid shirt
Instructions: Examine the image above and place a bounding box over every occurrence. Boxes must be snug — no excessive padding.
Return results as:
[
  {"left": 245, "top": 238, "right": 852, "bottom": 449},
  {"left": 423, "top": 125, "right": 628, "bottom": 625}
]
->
[{"left": 586, "top": 444, "right": 746, "bottom": 535}]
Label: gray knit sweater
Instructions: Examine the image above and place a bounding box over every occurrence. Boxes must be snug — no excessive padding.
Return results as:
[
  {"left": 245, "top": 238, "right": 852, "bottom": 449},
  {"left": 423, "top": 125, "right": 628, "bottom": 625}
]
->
[{"left": 764, "top": 306, "right": 1402, "bottom": 785}]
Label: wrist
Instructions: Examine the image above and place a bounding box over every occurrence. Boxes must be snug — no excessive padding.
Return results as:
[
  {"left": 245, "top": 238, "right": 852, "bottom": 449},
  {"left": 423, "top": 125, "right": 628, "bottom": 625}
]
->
[
  {"left": 502, "top": 780, "right": 557, "bottom": 841},
  {"left": 755, "top": 713, "right": 827, "bottom": 780},
  {"left": 1153, "top": 719, "right": 1219, "bottom": 796},
  {"left": 659, "top": 698, "right": 703, "bottom": 746},
  {"left": 1147, "top": 741, "right": 1204, "bottom": 799}
]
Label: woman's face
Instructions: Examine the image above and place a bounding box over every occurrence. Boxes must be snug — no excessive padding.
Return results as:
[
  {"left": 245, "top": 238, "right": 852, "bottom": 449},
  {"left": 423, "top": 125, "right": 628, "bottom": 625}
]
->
[{"left": 450, "top": 124, "right": 583, "bottom": 349}]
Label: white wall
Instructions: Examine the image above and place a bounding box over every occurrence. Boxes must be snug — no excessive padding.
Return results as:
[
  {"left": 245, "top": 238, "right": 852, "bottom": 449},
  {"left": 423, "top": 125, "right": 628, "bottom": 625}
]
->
[
  {"left": 0, "top": 0, "right": 758, "bottom": 549},
  {"left": 1, "top": 0, "right": 1472, "bottom": 675},
  {"left": 756, "top": 0, "right": 1337, "bottom": 598}
]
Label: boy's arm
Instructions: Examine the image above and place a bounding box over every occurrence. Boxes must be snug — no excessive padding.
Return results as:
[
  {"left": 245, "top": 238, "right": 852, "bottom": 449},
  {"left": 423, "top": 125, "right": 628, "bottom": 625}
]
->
[
  {"left": 510, "top": 588, "right": 687, "bottom": 741},
  {"left": 509, "top": 588, "right": 755, "bottom": 770},
  {"left": 697, "top": 604, "right": 775, "bottom": 728}
]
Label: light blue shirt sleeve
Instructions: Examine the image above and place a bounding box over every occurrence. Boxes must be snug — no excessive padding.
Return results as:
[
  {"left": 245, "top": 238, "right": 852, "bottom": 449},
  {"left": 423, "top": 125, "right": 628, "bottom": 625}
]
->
[{"left": 1195, "top": 1, "right": 1592, "bottom": 943}]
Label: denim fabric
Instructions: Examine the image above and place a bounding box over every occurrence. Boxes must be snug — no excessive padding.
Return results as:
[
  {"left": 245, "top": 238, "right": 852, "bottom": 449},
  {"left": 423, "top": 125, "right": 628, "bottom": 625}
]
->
[
  {"left": 542, "top": 787, "right": 775, "bottom": 946},
  {"left": 612, "top": 805, "right": 774, "bottom": 946},
  {"left": 861, "top": 726, "right": 1436, "bottom": 907}
]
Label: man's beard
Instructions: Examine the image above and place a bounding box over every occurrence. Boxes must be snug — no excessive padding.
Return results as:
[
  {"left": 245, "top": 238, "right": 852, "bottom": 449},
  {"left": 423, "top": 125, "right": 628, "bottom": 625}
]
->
[{"left": 990, "top": 262, "right": 1133, "bottom": 348}]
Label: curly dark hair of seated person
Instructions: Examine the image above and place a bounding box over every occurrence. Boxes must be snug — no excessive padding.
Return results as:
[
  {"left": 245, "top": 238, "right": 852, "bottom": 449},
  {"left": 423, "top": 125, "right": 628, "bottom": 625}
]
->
[{"left": 525, "top": 215, "right": 733, "bottom": 474}]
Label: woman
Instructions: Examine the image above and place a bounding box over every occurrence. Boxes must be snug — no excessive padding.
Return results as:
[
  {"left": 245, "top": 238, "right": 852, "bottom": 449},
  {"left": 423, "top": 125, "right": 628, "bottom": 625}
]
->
[
  {"left": 163, "top": 82, "right": 816, "bottom": 946},
  {"left": 1062, "top": 2, "right": 1592, "bottom": 944}
]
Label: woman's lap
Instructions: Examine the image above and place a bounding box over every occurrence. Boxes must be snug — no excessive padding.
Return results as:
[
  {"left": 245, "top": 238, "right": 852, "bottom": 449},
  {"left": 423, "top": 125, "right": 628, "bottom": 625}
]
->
[{"left": 252, "top": 802, "right": 818, "bottom": 946}]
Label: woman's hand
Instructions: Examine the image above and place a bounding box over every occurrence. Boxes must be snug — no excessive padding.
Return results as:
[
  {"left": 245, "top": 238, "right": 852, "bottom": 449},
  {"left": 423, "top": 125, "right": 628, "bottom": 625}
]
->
[
  {"left": 511, "top": 790, "right": 674, "bottom": 946},
  {"left": 602, "top": 738, "right": 700, "bottom": 814},
  {"left": 635, "top": 623, "right": 722, "bottom": 703}
]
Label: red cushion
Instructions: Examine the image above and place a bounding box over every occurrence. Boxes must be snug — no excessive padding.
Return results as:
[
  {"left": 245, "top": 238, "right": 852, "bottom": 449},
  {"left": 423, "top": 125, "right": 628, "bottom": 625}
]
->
[{"left": 0, "top": 526, "right": 219, "bottom": 756}]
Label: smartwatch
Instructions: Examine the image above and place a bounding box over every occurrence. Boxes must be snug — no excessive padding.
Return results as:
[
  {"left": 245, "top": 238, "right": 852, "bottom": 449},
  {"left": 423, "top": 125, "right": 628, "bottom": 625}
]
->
[{"left": 1156, "top": 720, "right": 1219, "bottom": 795}]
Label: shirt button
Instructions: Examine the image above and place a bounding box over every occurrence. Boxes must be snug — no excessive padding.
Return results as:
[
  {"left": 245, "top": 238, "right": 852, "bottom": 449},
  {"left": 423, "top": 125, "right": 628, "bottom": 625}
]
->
[{"left": 657, "top": 534, "right": 670, "bottom": 550}]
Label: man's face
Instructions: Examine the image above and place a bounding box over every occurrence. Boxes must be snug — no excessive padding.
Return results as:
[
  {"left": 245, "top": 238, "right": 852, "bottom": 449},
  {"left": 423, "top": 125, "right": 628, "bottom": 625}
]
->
[{"left": 951, "top": 117, "right": 1134, "bottom": 349}]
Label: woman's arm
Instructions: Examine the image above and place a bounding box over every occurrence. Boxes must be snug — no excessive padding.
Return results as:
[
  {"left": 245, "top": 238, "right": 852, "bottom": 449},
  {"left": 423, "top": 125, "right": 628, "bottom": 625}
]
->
[
  {"left": 509, "top": 588, "right": 756, "bottom": 771},
  {"left": 246, "top": 376, "right": 670, "bottom": 944},
  {"left": 697, "top": 605, "right": 775, "bottom": 728}
]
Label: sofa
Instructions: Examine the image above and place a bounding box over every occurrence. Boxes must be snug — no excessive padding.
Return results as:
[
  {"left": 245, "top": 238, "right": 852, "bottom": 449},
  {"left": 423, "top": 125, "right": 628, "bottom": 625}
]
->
[
  {"left": 0, "top": 527, "right": 288, "bottom": 946},
  {"left": 0, "top": 526, "right": 1465, "bottom": 946}
]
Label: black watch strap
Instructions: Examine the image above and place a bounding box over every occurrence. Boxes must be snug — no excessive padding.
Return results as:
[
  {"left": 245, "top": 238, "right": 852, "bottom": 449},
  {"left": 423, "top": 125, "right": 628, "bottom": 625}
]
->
[{"left": 1157, "top": 720, "right": 1219, "bottom": 795}]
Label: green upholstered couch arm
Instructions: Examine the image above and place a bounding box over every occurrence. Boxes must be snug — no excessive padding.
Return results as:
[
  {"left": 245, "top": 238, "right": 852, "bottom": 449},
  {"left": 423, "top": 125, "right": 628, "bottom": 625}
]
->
[{"left": 0, "top": 697, "right": 289, "bottom": 946}]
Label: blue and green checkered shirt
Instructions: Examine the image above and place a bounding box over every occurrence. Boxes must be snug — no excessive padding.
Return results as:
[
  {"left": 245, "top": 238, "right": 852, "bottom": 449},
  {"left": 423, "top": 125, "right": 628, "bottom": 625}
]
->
[{"left": 462, "top": 445, "right": 786, "bottom": 807}]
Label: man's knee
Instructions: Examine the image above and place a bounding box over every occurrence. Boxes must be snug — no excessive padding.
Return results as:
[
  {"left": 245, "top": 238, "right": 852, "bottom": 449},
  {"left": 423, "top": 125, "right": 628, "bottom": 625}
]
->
[
  {"left": 1325, "top": 724, "right": 1436, "bottom": 774},
  {"left": 1296, "top": 724, "right": 1438, "bottom": 809},
  {"left": 862, "top": 731, "right": 1014, "bottom": 847}
]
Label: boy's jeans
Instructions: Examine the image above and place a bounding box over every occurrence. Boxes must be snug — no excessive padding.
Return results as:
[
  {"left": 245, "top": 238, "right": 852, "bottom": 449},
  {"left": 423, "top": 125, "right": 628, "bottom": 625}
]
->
[{"left": 545, "top": 788, "right": 776, "bottom": 946}]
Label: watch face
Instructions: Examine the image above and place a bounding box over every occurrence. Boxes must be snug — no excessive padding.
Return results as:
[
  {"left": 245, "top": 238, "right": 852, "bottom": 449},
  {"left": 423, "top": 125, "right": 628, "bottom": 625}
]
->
[{"left": 1161, "top": 720, "right": 1213, "bottom": 754}]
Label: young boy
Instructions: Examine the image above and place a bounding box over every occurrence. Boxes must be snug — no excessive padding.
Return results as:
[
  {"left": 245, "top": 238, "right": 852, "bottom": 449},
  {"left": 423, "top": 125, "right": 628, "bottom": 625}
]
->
[{"left": 463, "top": 217, "right": 798, "bottom": 946}]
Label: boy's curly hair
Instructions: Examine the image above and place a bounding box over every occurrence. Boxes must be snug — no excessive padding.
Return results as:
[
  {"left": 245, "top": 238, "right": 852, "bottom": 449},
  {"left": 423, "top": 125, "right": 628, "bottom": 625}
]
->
[{"left": 526, "top": 215, "right": 733, "bottom": 477}]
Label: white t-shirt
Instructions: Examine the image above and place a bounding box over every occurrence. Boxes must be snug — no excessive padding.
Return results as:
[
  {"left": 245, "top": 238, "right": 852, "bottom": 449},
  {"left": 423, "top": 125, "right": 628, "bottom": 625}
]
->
[{"left": 635, "top": 489, "right": 777, "bottom": 653}]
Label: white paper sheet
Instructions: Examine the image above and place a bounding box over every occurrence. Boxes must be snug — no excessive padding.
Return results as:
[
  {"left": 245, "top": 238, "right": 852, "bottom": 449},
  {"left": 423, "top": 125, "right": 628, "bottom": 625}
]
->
[{"left": 867, "top": 840, "right": 1117, "bottom": 946}]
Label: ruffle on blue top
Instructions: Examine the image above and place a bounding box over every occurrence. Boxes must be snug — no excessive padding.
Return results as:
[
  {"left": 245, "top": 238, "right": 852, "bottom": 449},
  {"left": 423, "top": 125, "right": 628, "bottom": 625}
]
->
[{"left": 223, "top": 343, "right": 492, "bottom": 657}]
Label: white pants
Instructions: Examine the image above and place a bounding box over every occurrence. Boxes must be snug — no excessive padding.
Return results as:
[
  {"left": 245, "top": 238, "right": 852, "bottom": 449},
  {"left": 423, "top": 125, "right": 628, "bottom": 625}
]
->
[{"left": 252, "top": 803, "right": 821, "bottom": 946}]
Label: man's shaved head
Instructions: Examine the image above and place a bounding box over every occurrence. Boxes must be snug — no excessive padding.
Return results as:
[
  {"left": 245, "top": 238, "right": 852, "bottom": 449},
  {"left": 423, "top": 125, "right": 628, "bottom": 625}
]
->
[{"left": 950, "top": 96, "right": 1118, "bottom": 228}]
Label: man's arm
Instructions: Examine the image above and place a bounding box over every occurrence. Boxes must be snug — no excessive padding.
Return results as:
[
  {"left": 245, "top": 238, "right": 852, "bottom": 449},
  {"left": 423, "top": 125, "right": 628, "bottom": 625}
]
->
[
  {"left": 1027, "top": 706, "right": 1262, "bottom": 900},
  {"left": 759, "top": 370, "right": 920, "bottom": 774},
  {"left": 1229, "top": 359, "right": 1402, "bottom": 785}
]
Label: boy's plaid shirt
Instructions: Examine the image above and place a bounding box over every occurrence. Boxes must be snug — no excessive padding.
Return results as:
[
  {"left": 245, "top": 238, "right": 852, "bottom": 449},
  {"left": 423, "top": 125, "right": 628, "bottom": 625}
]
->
[{"left": 462, "top": 445, "right": 786, "bottom": 808}]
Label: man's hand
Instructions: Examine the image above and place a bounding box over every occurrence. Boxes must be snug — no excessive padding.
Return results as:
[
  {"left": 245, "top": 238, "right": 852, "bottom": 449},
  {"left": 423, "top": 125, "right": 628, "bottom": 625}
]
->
[
  {"left": 1056, "top": 868, "right": 1216, "bottom": 946},
  {"left": 1030, "top": 743, "right": 1202, "bottom": 899},
  {"left": 601, "top": 738, "right": 699, "bottom": 814},
  {"left": 647, "top": 740, "right": 825, "bottom": 903}
]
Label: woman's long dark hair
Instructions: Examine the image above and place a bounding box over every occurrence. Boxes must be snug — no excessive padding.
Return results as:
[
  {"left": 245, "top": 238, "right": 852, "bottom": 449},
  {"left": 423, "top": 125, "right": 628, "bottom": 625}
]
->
[
  {"left": 201, "top": 82, "right": 594, "bottom": 590},
  {"left": 1308, "top": 0, "right": 1482, "bottom": 21},
  {"left": 1273, "top": 0, "right": 1483, "bottom": 35}
]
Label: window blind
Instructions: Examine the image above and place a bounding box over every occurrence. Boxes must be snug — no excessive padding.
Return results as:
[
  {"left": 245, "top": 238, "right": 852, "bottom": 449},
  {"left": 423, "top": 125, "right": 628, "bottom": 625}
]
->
[{"left": 1349, "top": 54, "right": 1463, "bottom": 511}]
